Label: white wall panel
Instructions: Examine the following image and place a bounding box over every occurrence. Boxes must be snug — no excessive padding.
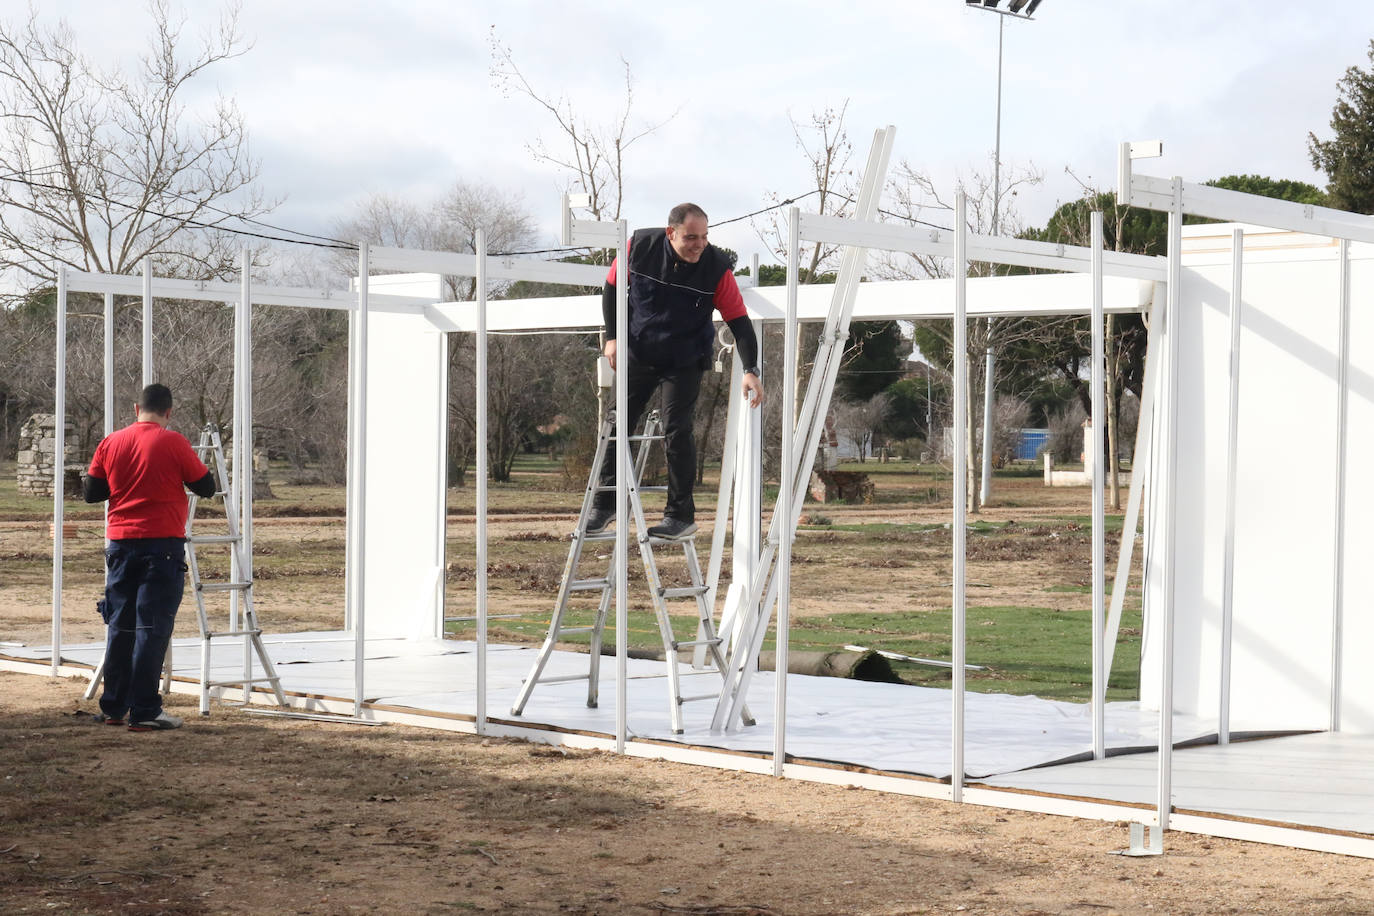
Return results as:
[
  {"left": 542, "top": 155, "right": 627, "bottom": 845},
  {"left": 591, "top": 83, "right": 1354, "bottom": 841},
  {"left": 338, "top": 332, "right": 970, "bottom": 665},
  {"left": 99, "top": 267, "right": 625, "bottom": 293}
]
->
[
  {"left": 362, "top": 276, "right": 447, "bottom": 639},
  {"left": 1144, "top": 228, "right": 1372, "bottom": 732}
]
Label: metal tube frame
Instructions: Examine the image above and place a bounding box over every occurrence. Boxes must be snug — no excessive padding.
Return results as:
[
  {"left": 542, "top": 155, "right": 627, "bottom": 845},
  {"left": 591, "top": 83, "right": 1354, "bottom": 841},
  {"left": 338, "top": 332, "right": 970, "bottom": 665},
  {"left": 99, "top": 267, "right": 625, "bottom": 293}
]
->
[
  {"left": 1330, "top": 239, "right": 1350, "bottom": 732},
  {"left": 51, "top": 268, "right": 68, "bottom": 675},
  {"left": 351, "top": 245, "right": 370, "bottom": 718},
  {"left": 775, "top": 207, "right": 800, "bottom": 776},
  {"left": 1090, "top": 212, "right": 1106, "bottom": 759},
  {"left": 1219, "top": 229, "right": 1244, "bottom": 744},
  {"left": 952, "top": 193, "right": 969, "bottom": 800},
  {"left": 476, "top": 231, "right": 489, "bottom": 734}
]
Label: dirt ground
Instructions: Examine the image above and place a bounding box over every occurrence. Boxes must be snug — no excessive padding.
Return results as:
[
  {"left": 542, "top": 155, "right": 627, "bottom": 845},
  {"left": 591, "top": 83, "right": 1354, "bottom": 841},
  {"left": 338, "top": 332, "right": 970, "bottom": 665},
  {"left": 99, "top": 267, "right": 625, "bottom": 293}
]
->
[
  {"left": 1, "top": 672, "right": 1371, "bottom": 915},
  {"left": 4, "top": 477, "right": 1372, "bottom": 913}
]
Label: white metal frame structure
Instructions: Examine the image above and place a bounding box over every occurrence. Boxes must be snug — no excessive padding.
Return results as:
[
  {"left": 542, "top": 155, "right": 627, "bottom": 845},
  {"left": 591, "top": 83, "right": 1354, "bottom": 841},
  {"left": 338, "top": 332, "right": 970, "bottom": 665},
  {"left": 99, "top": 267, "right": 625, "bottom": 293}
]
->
[{"left": 32, "top": 130, "right": 1374, "bottom": 861}]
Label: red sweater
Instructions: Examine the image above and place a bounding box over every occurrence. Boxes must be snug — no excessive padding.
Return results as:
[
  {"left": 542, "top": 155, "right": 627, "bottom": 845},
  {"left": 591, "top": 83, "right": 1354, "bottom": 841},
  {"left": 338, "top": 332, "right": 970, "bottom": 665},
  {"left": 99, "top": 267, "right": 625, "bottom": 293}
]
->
[{"left": 88, "top": 422, "right": 209, "bottom": 539}]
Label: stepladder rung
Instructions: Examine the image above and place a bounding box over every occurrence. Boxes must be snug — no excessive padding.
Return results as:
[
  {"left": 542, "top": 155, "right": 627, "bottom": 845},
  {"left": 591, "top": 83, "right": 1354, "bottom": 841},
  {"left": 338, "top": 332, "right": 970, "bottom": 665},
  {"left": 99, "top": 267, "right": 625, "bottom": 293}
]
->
[
  {"left": 205, "top": 676, "right": 281, "bottom": 688},
  {"left": 189, "top": 534, "right": 240, "bottom": 544},
  {"left": 198, "top": 582, "right": 251, "bottom": 592},
  {"left": 554, "top": 626, "right": 597, "bottom": 635},
  {"left": 659, "top": 586, "right": 709, "bottom": 599},
  {"left": 609, "top": 433, "right": 664, "bottom": 442},
  {"left": 528, "top": 673, "right": 591, "bottom": 685},
  {"left": 671, "top": 637, "right": 722, "bottom": 649},
  {"left": 595, "top": 485, "right": 668, "bottom": 493},
  {"left": 580, "top": 530, "right": 618, "bottom": 542},
  {"left": 568, "top": 578, "right": 610, "bottom": 591},
  {"left": 205, "top": 629, "right": 262, "bottom": 639},
  {"left": 678, "top": 692, "right": 723, "bottom": 704}
]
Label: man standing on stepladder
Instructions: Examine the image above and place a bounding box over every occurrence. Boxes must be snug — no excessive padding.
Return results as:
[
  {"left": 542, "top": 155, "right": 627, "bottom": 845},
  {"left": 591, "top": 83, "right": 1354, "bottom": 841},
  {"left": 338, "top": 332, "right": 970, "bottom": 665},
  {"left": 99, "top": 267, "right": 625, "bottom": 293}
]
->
[
  {"left": 587, "top": 203, "right": 765, "bottom": 541},
  {"left": 84, "top": 384, "right": 217, "bottom": 731}
]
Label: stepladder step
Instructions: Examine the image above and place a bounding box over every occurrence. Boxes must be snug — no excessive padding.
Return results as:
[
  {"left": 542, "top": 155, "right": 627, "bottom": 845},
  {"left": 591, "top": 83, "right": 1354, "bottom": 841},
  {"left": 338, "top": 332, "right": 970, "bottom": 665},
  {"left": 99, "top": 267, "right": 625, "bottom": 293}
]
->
[
  {"left": 659, "top": 586, "right": 709, "bottom": 599},
  {"left": 197, "top": 581, "right": 251, "bottom": 592}
]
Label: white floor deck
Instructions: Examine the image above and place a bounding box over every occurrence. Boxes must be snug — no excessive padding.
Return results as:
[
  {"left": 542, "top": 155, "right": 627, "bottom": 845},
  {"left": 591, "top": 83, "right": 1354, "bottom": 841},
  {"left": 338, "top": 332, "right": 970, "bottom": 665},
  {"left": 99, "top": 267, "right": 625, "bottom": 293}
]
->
[{"left": 7, "top": 630, "right": 1372, "bottom": 847}]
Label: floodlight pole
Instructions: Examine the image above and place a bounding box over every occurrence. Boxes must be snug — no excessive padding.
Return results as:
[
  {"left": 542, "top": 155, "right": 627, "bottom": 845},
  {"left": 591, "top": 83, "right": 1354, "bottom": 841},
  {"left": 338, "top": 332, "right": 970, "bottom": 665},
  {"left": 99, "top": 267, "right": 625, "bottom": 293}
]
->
[{"left": 969, "top": 2, "right": 1039, "bottom": 507}]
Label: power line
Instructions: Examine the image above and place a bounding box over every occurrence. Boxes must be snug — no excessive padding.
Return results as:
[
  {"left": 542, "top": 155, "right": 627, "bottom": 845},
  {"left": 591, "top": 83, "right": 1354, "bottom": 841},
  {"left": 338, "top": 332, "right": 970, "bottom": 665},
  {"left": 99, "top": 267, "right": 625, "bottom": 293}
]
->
[{"left": 0, "top": 172, "right": 356, "bottom": 250}]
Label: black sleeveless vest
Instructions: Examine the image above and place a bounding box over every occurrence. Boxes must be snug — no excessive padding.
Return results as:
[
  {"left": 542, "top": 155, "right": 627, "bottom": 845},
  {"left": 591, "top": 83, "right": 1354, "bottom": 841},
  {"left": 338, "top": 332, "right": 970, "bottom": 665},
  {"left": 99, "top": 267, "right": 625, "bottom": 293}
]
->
[{"left": 625, "top": 227, "right": 733, "bottom": 369}]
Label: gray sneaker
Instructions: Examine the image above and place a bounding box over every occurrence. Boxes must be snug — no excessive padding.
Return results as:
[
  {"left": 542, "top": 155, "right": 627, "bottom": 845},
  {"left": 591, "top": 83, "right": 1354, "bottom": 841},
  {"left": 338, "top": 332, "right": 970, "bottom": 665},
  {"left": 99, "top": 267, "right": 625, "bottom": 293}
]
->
[
  {"left": 648, "top": 517, "right": 697, "bottom": 540},
  {"left": 128, "top": 711, "right": 183, "bottom": 732},
  {"left": 583, "top": 507, "right": 615, "bottom": 536}
]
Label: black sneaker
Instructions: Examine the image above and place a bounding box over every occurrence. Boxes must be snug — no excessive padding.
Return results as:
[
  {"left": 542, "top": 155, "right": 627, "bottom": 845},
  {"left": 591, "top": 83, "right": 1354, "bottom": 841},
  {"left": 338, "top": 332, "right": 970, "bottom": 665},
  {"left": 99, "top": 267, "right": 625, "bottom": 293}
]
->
[
  {"left": 648, "top": 517, "right": 697, "bottom": 540},
  {"left": 583, "top": 507, "right": 615, "bottom": 536},
  {"left": 128, "top": 711, "right": 183, "bottom": 732}
]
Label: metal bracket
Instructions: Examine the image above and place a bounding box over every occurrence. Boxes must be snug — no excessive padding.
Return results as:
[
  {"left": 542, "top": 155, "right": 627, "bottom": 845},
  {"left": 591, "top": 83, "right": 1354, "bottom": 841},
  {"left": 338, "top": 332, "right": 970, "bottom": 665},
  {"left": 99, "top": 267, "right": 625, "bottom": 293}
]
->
[{"left": 1110, "top": 821, "right": 1164, "bottom": 857}]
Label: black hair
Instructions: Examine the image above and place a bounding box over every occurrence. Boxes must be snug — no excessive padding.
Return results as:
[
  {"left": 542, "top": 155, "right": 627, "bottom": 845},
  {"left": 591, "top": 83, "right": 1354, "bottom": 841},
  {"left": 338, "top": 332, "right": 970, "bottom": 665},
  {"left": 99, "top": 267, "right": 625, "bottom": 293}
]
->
[
  {"left": 138, "top": 383, "right": 173, "bottom": 415},
  {"left": 667, "top": 202, "right": 708, "bottom": 227}
]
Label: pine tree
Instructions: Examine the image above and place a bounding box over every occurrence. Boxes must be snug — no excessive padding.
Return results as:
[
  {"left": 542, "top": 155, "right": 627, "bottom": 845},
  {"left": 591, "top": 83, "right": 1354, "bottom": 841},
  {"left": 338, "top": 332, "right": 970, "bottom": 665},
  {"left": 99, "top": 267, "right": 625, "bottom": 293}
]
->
[{"left": 1308, "top": 41, "right": 1374, "bottom": 214}]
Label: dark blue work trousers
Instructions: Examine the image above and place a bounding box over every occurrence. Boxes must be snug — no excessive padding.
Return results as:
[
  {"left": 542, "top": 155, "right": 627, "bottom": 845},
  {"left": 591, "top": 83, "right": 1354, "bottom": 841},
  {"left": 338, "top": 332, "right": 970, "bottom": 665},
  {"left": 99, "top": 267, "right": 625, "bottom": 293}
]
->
[
  {"left": 594, "top": 362, "right": 703, "bottom": 523},
  {"left": 99, "top": 538, "right": 186, "bottom": 722}
]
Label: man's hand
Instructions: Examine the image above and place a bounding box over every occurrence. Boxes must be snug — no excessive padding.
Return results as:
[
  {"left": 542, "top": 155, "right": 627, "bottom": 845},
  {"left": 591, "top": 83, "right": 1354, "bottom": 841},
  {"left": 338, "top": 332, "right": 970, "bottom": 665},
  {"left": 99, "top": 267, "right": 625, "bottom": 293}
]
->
[
  {"left": 604, "top": 339, "right": 617, "bottom": 371},
  {"left": 742, "top": 371, "right": 765, "bottom": 408}
]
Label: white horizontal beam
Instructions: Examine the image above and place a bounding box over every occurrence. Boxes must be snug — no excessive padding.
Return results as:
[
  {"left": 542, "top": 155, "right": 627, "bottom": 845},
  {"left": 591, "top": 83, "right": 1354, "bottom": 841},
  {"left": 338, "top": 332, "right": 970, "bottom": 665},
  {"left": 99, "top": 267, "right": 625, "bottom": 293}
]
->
[
  {"left": 798, "top": 213, "right": 1166, "bottom": 281},
  {"left": 63, "top": 270, "right": 427, "bottom": 311},
  {"left": 427, "top": 272, "right": 1155, "bottom": 333},
  {"left": 1125, "top": 172, "right": 1374, "bottom": 245},
  {"left": 368, "top": 246, "right": 604, "bottom": 285}
]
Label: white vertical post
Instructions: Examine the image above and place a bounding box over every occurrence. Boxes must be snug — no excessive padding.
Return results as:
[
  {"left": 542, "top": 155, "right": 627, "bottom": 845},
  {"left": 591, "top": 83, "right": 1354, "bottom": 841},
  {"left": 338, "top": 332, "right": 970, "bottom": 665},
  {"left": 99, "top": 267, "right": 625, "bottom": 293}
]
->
[
  {"left": 979, "top": 343, "right": 995, "bottom": 505},
  {"left": 1157, "top": 184, "right": 1184, "bottom": 830},
  {"left": 952, "top": 192, "right": 969, "bottom": 801},
  {"left": 475, "top": 230, "right": 490, "bottom": 735},
  {"left": 51, "top": 267, "right": 68, "bottom": 676},
  {"left": 103, "top": 292, "right": 115, "bottom": 437},
  {"left": 1219, "top": 229, "right": 1244, "bottom": 744},
  {"left": 614, "top": 219, "right": 629, "bottom": 755},
  {"left": 1090, "top": 211, "right": 1106, "bottom": 759},
  {"left": 141, "top": 259, "right": 153, "bottom": 386},
  {"left": 352, "top": 245, "right": 370, "bottom": 718},
  {"left": 1331, "top": 238, "right": 1351, "bottom": 733},
  {"left": 230, "top": 261, "right": 245, "bottom": 635},
  {"left": 239, "top": 249, "right": 254, "bottom": 692},
  {"left": 775, "top": 208, "right": 800, "bottom": 777}
]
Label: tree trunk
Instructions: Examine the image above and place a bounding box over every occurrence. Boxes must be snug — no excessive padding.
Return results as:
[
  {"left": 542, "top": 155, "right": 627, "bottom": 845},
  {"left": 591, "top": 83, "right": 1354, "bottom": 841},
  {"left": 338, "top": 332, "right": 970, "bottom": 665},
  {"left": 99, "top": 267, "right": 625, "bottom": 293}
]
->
[{"left": 966, "top": 353, "right": 980, "bottom": 514}]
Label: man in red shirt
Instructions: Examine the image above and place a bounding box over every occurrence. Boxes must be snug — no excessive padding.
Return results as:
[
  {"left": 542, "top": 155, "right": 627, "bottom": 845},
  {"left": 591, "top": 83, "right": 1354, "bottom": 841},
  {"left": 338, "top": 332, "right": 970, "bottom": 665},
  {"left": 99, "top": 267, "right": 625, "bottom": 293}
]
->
[
  {"left": 84, "top": 384, "right": 216, "bottom": 731},
  {"left": 590, "top": 203, "right": 765, "bottom": 540}
]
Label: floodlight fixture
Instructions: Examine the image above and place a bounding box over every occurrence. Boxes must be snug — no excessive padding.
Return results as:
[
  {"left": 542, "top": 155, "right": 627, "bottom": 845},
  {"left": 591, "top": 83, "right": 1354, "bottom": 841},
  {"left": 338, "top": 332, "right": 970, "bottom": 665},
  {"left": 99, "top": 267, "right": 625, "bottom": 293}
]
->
[{"left": 966, "top": 0, "right": 1042, "bottom": 19}]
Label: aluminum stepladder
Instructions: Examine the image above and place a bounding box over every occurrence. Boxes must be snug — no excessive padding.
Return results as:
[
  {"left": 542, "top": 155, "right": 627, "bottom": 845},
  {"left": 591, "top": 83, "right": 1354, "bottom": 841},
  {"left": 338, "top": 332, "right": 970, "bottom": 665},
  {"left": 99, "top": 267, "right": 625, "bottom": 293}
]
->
[
  {"left": 510, "top": 409, "right": 752, "bottom": 733},
  {"left": 185, "top": 424, "right": 287, "bottom": 715}
]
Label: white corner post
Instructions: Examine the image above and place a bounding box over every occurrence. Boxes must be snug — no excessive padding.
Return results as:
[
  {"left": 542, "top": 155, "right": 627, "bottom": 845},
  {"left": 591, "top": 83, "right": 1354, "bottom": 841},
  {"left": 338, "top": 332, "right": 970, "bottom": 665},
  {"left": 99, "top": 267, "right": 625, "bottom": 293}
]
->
[
  {"left": 239, "top": 248, "right": 255, "bottom": 694},
  {"left": 1090, "top": 211, "right": 1105, "bottom": 759},
  {"left": 351, "top": 244, "right": 371, "bottom": 718},
  {"left": 775, "top": 207, "right": 801, "bottom": 777},
  {"left": 141, "top": 258, "right": 153, "bottom": 386},
  {"left": 1330, "top": 238, "right": 1351, "bottom": 733},
  {"left": 1219, "top": 228, "right": 1244, "bottom": 744},
  {"left": 614, "top": 218, "right": 629, "bottom": 755},
  {"left": 51, "top": 267, "right": 68, "bottom": 675},
  {"left": 475, "top": 230, "right": 490, "bottom": 735},
  {"left": 951, "top": 192, "right": 969, "bottom": 801},
  {"left": 1156, "top": 179, "right": 1184, "bottom": 833}
]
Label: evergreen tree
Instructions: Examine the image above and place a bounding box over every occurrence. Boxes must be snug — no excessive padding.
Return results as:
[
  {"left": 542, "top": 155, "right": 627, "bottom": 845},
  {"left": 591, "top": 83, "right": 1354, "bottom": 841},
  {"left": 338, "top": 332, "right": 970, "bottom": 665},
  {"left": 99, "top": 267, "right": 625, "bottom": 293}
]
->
[{"left": 1309, "top": 40, "right": 1374, "bottom": 214}]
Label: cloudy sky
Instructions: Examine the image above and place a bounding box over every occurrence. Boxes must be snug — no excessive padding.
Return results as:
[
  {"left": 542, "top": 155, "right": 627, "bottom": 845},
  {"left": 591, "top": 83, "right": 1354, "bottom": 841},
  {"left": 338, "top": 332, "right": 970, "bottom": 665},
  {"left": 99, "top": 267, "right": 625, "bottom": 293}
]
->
[{"left": 36, "top": 0, "right": 1374, "bottom": 265}]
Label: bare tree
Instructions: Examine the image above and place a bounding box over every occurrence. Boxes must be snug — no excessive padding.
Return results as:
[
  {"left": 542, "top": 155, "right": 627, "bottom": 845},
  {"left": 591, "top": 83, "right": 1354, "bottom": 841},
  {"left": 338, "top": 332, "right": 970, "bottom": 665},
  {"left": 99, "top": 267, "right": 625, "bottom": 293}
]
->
[
  {"left": 489, "top": 29, "right": 674, "bottom": 235},
  {"left": 831, "top": 392, "right": 892, "bottom": 463},
  {"left": 0, "top": 1, "right": 272, "bottom": 289},
  {"left": 875, "top": 157, "right": 1057, "bottom": 512}
]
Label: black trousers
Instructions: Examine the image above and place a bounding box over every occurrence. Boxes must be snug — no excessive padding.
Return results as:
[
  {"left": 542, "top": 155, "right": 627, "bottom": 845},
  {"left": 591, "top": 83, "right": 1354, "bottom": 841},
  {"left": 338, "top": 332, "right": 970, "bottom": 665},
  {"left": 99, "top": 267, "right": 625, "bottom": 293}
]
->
[
  {"left": 594, "top": 362, "right": 703, "bottom": 522},
  {"left": 99, "top": 538, "right": 186, "bottom": 721}
]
